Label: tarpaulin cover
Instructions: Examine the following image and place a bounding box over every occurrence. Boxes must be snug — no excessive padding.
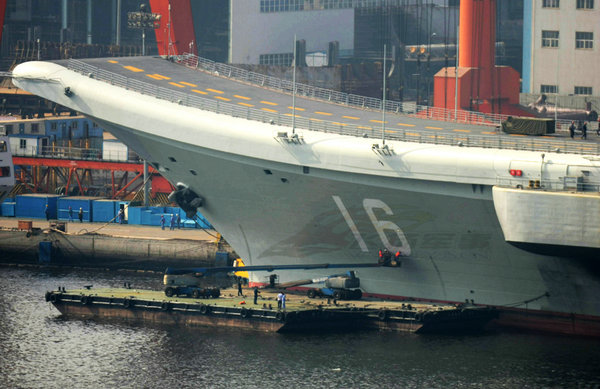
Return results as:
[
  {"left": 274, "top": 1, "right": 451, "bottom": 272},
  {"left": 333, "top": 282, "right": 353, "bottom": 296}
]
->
[{"left": 501, "top": 117, "right": 555, "bottom": 135}]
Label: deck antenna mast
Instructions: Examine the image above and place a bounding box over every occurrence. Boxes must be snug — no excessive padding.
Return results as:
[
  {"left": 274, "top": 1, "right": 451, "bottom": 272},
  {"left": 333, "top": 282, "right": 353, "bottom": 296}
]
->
[
  {"left": 167, "top": 3, "right": 173, "bottom": 57},
  {"left": 292, "top": 34, "right": 297, "bottom": 134},
  {"left": 382, "top": 44, "right": 387, "bottom": 145}
]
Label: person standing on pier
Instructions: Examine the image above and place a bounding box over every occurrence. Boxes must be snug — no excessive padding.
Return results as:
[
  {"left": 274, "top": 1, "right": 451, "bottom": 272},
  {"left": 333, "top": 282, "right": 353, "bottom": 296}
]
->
[
  {"left": 160, "top": 214, "right": 165, "bottom": 230},
  {"left": 170, "top": 214, "right": 176, "bottom": 230},
  {"left": 177, "top": 213, "right": 181, "bottom": 229},
  {"left": 281, "top": 293, "right": 286, "bottom": 310},
  {"left": 582, "top": 122, "right": 588, "bottom": 140},
  {"left": 68, "top": 206, "right": 73, "bottom": 222},
  {"left": 253, "top": 287, "right": 260, "bottom": 305},
  {"left": 118, "top": 209, "right": 124, "bottom": 224},
  {"left": 78, "top": 207, "right": 83, "bottom": 223},
  {"left": 237, "top": 278, "right": 244, "bottom": 297},
  {"left": 277, "top": 292, "right": 283, "bottom": 309},
  {"left": 45, "top": 204, "right": 50, "bottom": 221}
]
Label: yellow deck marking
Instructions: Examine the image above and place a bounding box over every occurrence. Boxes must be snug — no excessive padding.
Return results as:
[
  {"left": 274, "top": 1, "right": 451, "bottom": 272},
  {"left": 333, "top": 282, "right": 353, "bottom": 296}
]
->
[
  {"left": 509, "top": 134, "right": 527, "bottom": 137},
  {"left": 192, "top": 89, "right": 208, "bottom": 95},
  {"left": 169, "top": 82, "right": 186, "bottom": 88},
  {"left": 123, "top": 65, "right": 144, "bottom": 72},
  {"left": 426, "top": 126, "right": 443, "bottom": 130},
  {"left": 314, "top": 111, "right": 333, "bottom": 116},
  {"left": 146, "top": 74, "right": 162, "bottom": 80},
  {"left": 260, "top": 100, "right": 278, "bottom": 106},
  {"left": 309, "top": 118, "right": 323, "bottom": 122},
  {"left": 452, "top": 129, "right": 470, "bottom": 133},
  {"left": 284, "top": 113, "right": 302, "bottom": 118},
  {"left": 215, "top": 96, "right": 231, "bottom": 101},
  {"left": 397, "top": 123, "right": 415, "bottom": 127},
  {"left": 332, "top": 122, "right": 348, "bottom": 126},
  {"left": 342, "top": 116, "right": 360, "bottom": 120},
  {"left": 238, "top": 102, "right": 254, "bottom": 107},
  {"left": 107, "top": 60, "right": 118, "bottom": 64},
  {"left": 358, "top": 126, "right": 372, "bottom": 130},
  {"left": 206, "top": 88, "right": 224, "bottom": 94},
  {"left": 234, "top": 95, "right": 251, "bottom": 100},
  {"left": 261, "top": 108, "right": 278, "bottom": 113},
  {"left": 406, "top": 132, "right": 420, "bottom": 137},
  {"left": 179, "top": 81, "right": 197, "bottom": 87},
  {"left": 541, "top": 136, "right": 554, "bottom": 139},
  {"left": 482, "top": 131, "right": 496, "bottom": 135},
  {"left": 370, "top": 119, "right": 388, "bottom": 124},
  {"left": 385, "top": 129, "right": 397, "bottom": 133},
  {"left": 150, "top": 74, "right": 171, "bottom": 80},
  {"left": 287, "top": 106, "right": 305, "bottom": 111}
]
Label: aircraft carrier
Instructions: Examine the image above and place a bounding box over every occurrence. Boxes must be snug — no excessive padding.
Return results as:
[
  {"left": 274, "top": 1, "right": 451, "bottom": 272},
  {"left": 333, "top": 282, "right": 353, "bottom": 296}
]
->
[{"left": 11, "top": 55, "right": 600, "bottom": 336}]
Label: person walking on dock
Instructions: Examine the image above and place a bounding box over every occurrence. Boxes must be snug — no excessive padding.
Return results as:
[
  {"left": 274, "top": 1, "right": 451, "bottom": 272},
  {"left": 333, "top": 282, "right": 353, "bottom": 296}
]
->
[
  {"left": 160, "top": 214, "right": 165, "bottom": 230},
  {"left": 281, "top": 293, "right": 286, "bottom": 310},
  {"left": 78, "top": 207, "right": 83, "bottom": 223},
  {"left": 582, "top": 122, "right": 588, "bottom": 140},
  {"left": 253, "top": 287, "right": 260, "bottom": 305},
  {"left": 68, "top": 206, "right": 73, "bottom": 222},
  {"left": 170, "top": 214, "right": 176, "bottom": 230},
  {"left": 277, "top": 292, "right": 283, "bottom": 309},
  {"left": 569, "top": 121, "right": 576, "bottom": 139}
]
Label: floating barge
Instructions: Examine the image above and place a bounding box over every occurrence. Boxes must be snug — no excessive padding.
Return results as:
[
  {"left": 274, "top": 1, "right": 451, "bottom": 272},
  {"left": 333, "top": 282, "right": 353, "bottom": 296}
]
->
[{"left": 45, "top": 288, "right": 497, "bottom": 333}]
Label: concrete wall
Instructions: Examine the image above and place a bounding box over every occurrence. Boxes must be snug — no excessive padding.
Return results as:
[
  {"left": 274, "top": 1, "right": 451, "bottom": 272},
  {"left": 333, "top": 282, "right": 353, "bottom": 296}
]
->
[{"left": 0, "top": 229, "right": 230, "bottom": 270}]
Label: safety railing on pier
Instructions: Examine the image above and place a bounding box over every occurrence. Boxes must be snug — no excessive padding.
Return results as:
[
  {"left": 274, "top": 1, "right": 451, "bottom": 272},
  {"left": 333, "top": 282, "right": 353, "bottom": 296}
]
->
[
  {"left": 66, "top": 58, "right": 600, "bottom": 156},
  {"left": 11, "top": 145, "right": 138, "bottom": 163}
]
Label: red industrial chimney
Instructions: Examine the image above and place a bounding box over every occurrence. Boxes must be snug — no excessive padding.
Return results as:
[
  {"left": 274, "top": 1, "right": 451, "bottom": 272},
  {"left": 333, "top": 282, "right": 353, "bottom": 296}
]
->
[{"left": 433, "top": 0, "right": 524, "bottom": 116}]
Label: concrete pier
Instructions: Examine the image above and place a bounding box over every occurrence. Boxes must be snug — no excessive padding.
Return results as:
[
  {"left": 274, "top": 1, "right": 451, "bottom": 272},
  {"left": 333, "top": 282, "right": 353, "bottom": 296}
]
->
[{"left": 0, "top": 217, "right": 232, "bottom": 270}]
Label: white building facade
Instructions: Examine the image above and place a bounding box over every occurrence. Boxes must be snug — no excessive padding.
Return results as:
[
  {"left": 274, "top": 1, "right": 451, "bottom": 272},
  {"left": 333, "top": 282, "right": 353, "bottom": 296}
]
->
[
  {"left": 229, "top": 0, "right": 456, "bottom": 66},
  {"left": 522, "top": 0, "right": 599, "bottom": 97}
]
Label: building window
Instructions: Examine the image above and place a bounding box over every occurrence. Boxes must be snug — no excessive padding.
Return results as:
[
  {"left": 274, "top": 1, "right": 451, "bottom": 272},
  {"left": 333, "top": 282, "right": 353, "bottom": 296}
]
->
[
  {"left": 541, "top": 85, "right": 558, "bottom": 94},
  {"left": 574, "top": 86, "right": 592, "bottom": 95},
  {"left": 50, "top": 122, "right": 57, "bottom": 130},
  {"left": 542, "top": 0, "right": 560, "bottom": 7},
  {"left": 260, "top": 0, "right": 304, "bottom": 13},
  {"left": 575, "top": 32, "right": 593, "bottom": 49},
  {"left": 19, "top": 139, "right": 26, "bottom": 149},
  {"left": 259, "top": 53, "right": 294, "bottom": 66},
  {"left": 31, "top": 123, "right": 39, "bottom": 133},
  {"left": 542, "top": 30, "right": 559, "bottom": 47},
  {"left": 5, "top": 124, "right": 13, "bottom": 134},
  {"left": 576, "top": 0, "right": 594, "bottom": 9}
]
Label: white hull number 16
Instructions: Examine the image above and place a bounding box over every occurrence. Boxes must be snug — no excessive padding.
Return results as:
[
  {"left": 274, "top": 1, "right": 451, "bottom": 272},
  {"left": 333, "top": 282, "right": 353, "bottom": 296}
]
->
[{"left": 332, "top": 195, "right": 412, "bottom": 255}]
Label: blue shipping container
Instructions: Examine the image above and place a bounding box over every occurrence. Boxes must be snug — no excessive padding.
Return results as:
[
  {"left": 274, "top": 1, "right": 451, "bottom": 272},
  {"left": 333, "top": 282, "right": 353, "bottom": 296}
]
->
[
  {"left": 1, "top": 202, "right": 15, "bottom": 217},
  {"left": 16, "top": 194, "right": 62, "bottom": 219},
  {"left": 57, "top": 197, "right": 98, "bottom": 222},
  {"left": 92, "top": 199, "right": 119, "bottom": 223}
]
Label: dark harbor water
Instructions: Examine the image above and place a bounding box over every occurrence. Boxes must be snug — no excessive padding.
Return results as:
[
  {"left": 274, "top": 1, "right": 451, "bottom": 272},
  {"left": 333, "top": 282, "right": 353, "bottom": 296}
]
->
[{"left": 1, "top": 266, "right": 600, "bottom": 389}]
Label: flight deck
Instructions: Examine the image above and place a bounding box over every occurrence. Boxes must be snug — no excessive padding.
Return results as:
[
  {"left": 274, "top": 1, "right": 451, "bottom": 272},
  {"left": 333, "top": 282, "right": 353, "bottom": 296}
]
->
[{"left": 63, "top": 55, "right": 600, "bottom": 155}]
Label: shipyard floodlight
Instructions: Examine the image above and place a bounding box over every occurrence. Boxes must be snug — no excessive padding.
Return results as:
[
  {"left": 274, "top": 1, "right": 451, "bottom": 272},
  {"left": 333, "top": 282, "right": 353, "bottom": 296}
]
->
[{"left": 127, "top": 11, "right": 161, "bottom": 29}]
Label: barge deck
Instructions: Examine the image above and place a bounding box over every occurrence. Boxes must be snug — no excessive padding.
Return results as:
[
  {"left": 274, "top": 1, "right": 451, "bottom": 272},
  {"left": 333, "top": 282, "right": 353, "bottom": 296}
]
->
[{"left": 45, "top": 287, "right": 497, "bottom": 333}]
